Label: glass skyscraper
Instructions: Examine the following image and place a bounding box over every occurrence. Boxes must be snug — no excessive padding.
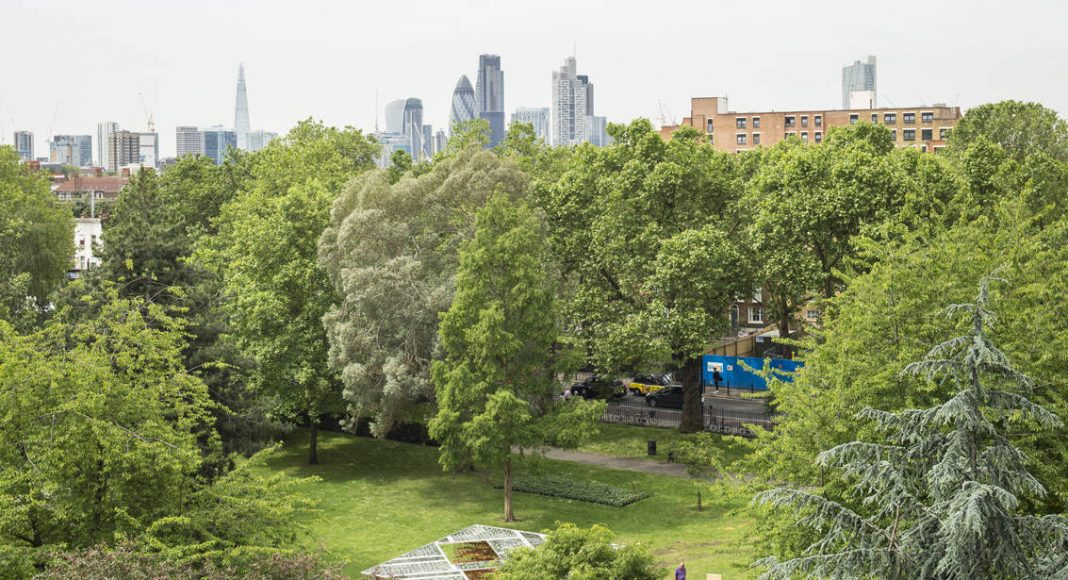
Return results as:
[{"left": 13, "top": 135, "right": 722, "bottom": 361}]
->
[
  {"left": 450, "top": 75, "right": 478, "bottom": 134},
  {"left": 476, "top": 54, "right": 505, "bottom": 147},
  {"left": 551, "top": 56, "right": 589, "bottom": 146},
  {"left": 842, "top": 56, "right": 877, "bottom": 109},
  {"left": 510, "top": 107, "right": 550, "bottom": 143}
]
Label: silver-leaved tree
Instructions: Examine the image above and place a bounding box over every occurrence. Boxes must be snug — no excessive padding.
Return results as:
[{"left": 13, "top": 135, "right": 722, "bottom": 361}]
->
[{"left": 754, "top": 276, "right": 1068, "bottom": 579}]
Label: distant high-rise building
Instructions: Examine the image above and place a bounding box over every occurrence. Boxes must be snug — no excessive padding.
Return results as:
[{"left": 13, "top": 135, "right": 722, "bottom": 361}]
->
[
  {"left": 434, "top": 129, "right": 448, "bottom": 154},
  {"left": 402, "top": 98, "right": 424, "bottom": 160},
  {"left": 203, "top": 126, "right": 237, "bottom": 165},
  {"left": 13, "top": 131, "right": 33, "bottom": 161},
  {"left": 371, "top": 131, "right": 412, "bottom": 169},
  {"left": 551, "top": 56, "right": 590, "bottom": 146},
  {"left": 97, "top": 122, "right": 118, "bottom": 170},
  {"left": 50, "top": 135, "right": 93, "bottom": 167},
  {"left": 176, "top": 126, "right": 205, "bottom": 158},
  {"left": 385, "top": 99, "right": 407, "bottom": 134},
  {"left": 510, "top": 107, "right": 551, "bottom": 143},
  {"left": 587, "top": 116, "right": 610, "bottom": 147},
  {"left": 577, "top": 75, "right": 594, "bottom": 116},
  {"left": 475, "top": 54, "right": 505, "bottom": 147},
  {"left": 450, "top": 75, "right": 478, "bottom": 133},
  {"left": 422, "top": 124, "right": 435, "bottom": 158},
  {"left": 136, "top": 132, "right": 159, "bottom": 168},
  {"left": 842, "top": 56, "right": 877, "bottom": 109},
  {"left": 245, "top": 130, "right": 277, "bottom": 152},
  {"left": 107, "top": 131, "right": 140, "bottom": 172},
  {"left": 234, "top": 63, "right": 251, "bottom": 150}
]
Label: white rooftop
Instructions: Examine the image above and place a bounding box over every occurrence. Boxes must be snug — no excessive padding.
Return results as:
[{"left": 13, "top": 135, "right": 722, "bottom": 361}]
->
[{"left": 361, "top": 524, "right": 545, "bottom": 579}]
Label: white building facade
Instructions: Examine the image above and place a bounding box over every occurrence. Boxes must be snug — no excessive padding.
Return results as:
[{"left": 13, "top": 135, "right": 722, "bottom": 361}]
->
[{"left": 551, "top": 57, "right": 589, "bottom": 146}]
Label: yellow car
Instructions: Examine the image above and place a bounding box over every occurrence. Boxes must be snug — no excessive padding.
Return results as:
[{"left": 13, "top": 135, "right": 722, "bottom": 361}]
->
[{"left": 627, "top": 374, "right": 673, "bottom": 396}]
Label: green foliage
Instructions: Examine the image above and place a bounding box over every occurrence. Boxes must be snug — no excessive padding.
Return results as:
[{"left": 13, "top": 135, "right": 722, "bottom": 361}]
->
[
  {"left": 319, "top": 146, "right": 529, "bottom": 436},
  {"left": 495, "top": 523, "right": 663, "bottom": 580},
  {"left": 502, "top": 475, "right": 649, "bottom": 507},
  {"left": 35, "top": 545, "right": 344, "bottom": 580},
  {"left": 754, "top": 278, "right": 1068, "bottom": 579},
  {"left": 197, "top": 120, "right": 379, "bottom": 463},
  {"left": 429, "top": 193, "right": 602, "bottom": 520},
  {"left": 0, "top": 146, "right": 73, "bottom": 322},
  {"left": 0, "top": 287, "right": 217, "bottom": 550},
  {"left": 949, "top": 100, "right": 1068, "bottom": 162},
  {"left": 535, "top": 119, "right": 749, "bottom": 431}
]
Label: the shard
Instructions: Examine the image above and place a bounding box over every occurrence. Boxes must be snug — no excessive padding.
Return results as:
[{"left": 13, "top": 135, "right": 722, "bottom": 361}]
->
[{"left": 234, "top": 63, "right": 251, "bottom": 150}]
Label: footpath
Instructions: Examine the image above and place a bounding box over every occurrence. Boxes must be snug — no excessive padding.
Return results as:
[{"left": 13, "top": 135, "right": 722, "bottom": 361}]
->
[{"left": 526, "top": 446, "right": 690, "bottom": 478}]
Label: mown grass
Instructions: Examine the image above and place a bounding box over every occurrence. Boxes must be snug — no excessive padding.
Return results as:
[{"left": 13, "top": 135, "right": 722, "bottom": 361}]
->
[
  {"left": 262, "top": 429, "right": 757, "bottom": 578},
  {"left": 579, "top": 422, "right": 753, "bottom": 467}
]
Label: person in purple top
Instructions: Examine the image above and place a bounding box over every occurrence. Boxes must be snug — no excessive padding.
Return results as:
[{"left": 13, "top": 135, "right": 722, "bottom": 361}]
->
[{"left": 675, "top": 561, "right": 686, "bottom": 580}]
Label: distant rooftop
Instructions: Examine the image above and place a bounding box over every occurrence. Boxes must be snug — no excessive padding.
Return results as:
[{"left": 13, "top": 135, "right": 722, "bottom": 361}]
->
[{"left": 54, "top": 176, "right": 128, "bottom": 196}]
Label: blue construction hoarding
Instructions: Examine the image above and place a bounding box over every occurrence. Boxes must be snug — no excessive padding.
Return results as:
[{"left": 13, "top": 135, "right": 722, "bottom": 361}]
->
[{"left": 701, "top": 355, "right": 803, "bottom": 392}]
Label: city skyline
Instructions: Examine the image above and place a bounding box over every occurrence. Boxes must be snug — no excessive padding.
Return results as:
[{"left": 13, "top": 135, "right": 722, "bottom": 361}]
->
[{"left": 3, "top": 0, "right": 1067, "bottom": 158}]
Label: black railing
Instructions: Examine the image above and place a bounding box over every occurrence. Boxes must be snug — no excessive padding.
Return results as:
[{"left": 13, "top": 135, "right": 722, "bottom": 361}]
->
[{"left": 600, "top": 400, "right": 772, "bottom": 437}]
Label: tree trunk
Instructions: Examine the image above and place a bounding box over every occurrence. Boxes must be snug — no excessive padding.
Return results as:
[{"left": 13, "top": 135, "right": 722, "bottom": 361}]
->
[
  {"left": 308, "top": 420, "right": 319, "bottom": 465},
  {"left": 503, "top": 457, "right": 515, "bottom": 522},
  {"left": 778, "top": 308, "right": 792, "bottom": 359},
  {"left": 679, "top": 356, "right": 704, "bottom": 433}
]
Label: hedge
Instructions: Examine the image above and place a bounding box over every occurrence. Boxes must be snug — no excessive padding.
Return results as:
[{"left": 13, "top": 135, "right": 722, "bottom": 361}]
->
[{"left": 499, "top": 475, "right": 649, "bottom": 507}]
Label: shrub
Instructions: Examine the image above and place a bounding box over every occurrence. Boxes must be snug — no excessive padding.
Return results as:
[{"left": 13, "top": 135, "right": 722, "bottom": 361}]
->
[{"left": 499, "top": 475, "right": 649, "bottom": 507}]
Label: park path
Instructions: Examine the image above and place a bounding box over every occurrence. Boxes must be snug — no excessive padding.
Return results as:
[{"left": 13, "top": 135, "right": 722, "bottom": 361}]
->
[{"left": 524, "top": 446, "right": 691, "bottom": 478}]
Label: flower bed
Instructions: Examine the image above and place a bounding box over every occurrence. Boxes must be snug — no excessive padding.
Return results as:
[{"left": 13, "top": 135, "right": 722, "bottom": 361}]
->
[{"left": 501, "top": 475, "right": 649, "bottom": 507}]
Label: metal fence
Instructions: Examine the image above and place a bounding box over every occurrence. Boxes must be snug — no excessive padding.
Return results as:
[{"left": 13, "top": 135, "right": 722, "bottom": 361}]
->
[{"left": 600, "top": 400, "right": 772, "bottom": 437}]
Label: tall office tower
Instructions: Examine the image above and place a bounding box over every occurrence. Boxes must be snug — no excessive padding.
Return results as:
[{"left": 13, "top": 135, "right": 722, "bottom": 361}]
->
[
  {"left": 385, "top": 99, "right": 407, "bottom": 134},
  {"left": 234, "top": 63, "right": 251, "bottom": 150},
  {"left": 402, "top": 98, "right": 424, "bottom": 160},
  {"left": 587, "top": 116, "right": 610, "bottom": 147},
  {"left": 842, "top": 55, "right": 877, "bottom": 109},
  {"left": 475, "top": 54, "right": 505, "bottom": 147},
  {"left": 450, "top": 75, "right": 478, "bottom": 133},
  {"left": 245, "top": 130, "right": 277, "bottom": 152},
  {"left": 511, "top": 107, "right": 551, "bottom": 143},
  {"left": 97, "top": 122, "right": 119, "bottom": 169},
  {"left": 176, "top": 126, "right": 205, "bottom": 158},
  {"left": 551, "top": 56, "right": 589, "bottom": 146},
  {"left": 434, "top": 129, "right": 448, "bottom": 154},
  {"left": 107, "top": 130, "right": 140, "bottom": 171},
  {"left": 13, "top": 131, "right": 33, "bottom": 161},
  {"left": 137, "top": 132, "right": 159, "bottom": 168},
  {"left": 203, "top": 126, "right": 237, "bottom": 165},
  {"left": 50, "top": 135, "right": 93, "bottom": 166},
  {"left": 422, "top": 124, "right": 434, "bottom": 158},
  {"left": 577, "top": 75, "right": 594, "bottom": 116},
  {"left": 371, "top": 131, "right": 412, "bottom": 169}
]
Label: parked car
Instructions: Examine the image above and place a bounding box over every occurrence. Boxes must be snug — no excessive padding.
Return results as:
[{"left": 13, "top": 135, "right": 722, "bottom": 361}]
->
[
  {"left": 644, "top": 385, "right": 685, "bottom": 408},
  {"left": 627, "top": 373, "right": 674, "bottom": 396},
  {"left": 569, "top": 377, "right": 626, "bottom": 400}
]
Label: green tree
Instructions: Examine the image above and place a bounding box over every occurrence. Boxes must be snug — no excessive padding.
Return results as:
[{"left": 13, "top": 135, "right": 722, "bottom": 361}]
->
[
  {"left": 319, "top": 146, "right": 529, "bottom": 436},
  {"left": 429, "top": 194, "right": 600, "bottom": 521},
  {"left": 495, "top": 523, "right": 663, "bottom": 580},
  {"left": 196, "top": 120, "right": 380, "bottom": 464},
  {"left": 949, "top": 100, "right": 1068, "bottom": 162},
  {"left": 0, "top": 146, "right": 73, "bottom": 323},
  {"left": 755, "top": 278, "right": 1068, "bottom": 579},
  {"left": 535, "top": 120, "right": 748, "bottom": 432}
]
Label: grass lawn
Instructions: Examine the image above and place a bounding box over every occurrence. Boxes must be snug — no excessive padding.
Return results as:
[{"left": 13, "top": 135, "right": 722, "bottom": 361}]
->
[
  {"left": 579, "top": 423, "right": 753, "bottom": 467},
  {"left": 263, "top": 429, "right": 757, "bottom": 579}
]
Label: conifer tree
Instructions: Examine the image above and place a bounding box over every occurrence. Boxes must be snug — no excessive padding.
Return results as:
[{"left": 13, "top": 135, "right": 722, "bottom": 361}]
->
[{"left": 754, "top": 277, "right": 1068, "bottom": 579}]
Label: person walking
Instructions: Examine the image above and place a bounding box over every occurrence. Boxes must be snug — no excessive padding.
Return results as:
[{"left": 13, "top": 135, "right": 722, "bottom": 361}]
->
[
  {"left": 675, "top": 561, "right": 686, "bottom": 580},
  {"left": 712, "top": 368, "right": 723, "bottom": 392}
]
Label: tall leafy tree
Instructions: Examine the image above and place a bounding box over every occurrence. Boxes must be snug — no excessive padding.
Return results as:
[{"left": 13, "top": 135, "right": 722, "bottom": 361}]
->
[
  {"left": 319, "top": 146, "right": 529, "bottom": 436},
  {"left": 535, "top": 121, "right": 748, "bottom": 432},
  {"left": 948, "top": 100, "right": 1068, "bottom": 162},
  {"left": 429, "top": 193, "right": 600, "bottom": 521},
  {"left": 754, "top": 278, "right": 1068, "bottom": 579},
  {"left": 0, "top": 146, "right": 73, "bottom": 324},
  {"left": 196, "top": 120, "right": 379, "bottom": 464}
]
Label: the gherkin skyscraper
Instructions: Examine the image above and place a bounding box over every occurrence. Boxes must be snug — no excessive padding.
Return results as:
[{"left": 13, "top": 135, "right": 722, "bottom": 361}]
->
[
  {"left": 234, "top": 63, "right": 251, "bottom": 150},
  {"left": 450, "top": 75, "right": 477, "bottom": 134}
]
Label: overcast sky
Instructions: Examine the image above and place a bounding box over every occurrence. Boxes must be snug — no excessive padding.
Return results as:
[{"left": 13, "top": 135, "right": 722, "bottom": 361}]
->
[{"left": 2, "top": 0, "right": 1066, "bottom": 158}]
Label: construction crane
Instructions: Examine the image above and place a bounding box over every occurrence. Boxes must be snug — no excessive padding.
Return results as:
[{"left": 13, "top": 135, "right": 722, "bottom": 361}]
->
[
  {"left": 47, "top": 102, "right": 60, "bottom": 141},
  {"left": 657, "top": 100, "right": 676, "bottom": 129},
  {"left": 138, "top": 92, "right": 155, "bottom": 132}
]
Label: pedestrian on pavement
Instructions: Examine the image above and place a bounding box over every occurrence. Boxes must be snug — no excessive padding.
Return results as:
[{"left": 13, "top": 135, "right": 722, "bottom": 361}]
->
[
  {"left": 712, "top": 369, "right": 723, "bottom": 392},
  {"left": 675, "top": 561, "right": 686, "bottom": 580}
]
